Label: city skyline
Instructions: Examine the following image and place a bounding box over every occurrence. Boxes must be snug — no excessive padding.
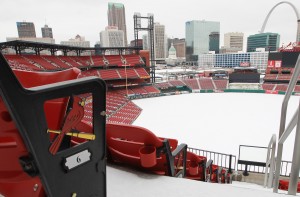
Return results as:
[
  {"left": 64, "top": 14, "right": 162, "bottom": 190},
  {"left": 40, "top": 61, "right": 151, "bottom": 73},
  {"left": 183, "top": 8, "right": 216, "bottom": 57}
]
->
[{"left": 1, "top": 0, "right": 299, "bottom": 49}]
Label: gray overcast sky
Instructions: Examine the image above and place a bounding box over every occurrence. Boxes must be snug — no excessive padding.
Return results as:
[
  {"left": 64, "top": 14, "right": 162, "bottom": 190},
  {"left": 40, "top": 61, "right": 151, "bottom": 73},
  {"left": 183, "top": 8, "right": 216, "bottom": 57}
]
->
[{"left": 1, "top": 0, "right": 299, "bottom": 49}]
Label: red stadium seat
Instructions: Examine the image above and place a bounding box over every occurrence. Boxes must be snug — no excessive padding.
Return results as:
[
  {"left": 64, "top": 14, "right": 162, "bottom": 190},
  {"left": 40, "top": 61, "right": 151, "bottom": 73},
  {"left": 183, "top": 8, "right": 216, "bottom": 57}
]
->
[
  {"left": 185, "top": 151, "right": 209, "bottom": 181},
  {"left": 278, "top": 179, "right": 300, "bottom": 192},
  {"left": 0, "top": 68, "right": 81, "bottom": 197},
  {"left": 106, "top": 123, "right": 187, "bottom": 177}
]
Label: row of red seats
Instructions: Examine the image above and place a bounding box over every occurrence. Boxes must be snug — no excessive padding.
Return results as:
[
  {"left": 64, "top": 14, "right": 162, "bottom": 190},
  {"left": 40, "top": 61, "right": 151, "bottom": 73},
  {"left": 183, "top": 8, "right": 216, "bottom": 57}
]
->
[
  {"left": 5, "top": 54, "right": 145, "bottom": 70},
  {"left": 199, "top": 78, "right": 215, "bottom": 90},
  {"left": 278, "top": 180, "right": 300, "bottom": 192},
  {"left": 262, "top": 83, "right": 300, "bottom": 92},
  {"left": 155, "top": 78, "right": 228, "bottom": 90},
  {"left": 107, "top": 101, "right": 142, "bottom": 124},
  {"left": 106, "top": 123, "right": 232, "bottom": 183},
  {"left": 182, "top": 79, "right": 200, "bottom": 90},
  {"left": 104, "top": 55, "right": 144, "bottom": 66},
  {"left": 115, "top": 86, "right": 160, "bottom": 96},
  {"left": 265, "top": 67, "right": 294, "bottom": 75},
  {"left": 5, "top": 55, "right": 43, "bottom": 71},
  {"left": 264, "top": 74, "right": 300, "bottom": 81},
  {"left": 80, "top": 67, "right": 150, "bottom": 80}
]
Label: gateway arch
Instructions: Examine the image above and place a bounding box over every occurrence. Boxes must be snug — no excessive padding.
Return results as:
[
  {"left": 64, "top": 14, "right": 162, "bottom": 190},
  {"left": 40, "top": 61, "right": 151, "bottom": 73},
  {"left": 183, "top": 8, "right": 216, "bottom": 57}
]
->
[{"left": 260, "top": 1, "right": 300, "bottom": 42}]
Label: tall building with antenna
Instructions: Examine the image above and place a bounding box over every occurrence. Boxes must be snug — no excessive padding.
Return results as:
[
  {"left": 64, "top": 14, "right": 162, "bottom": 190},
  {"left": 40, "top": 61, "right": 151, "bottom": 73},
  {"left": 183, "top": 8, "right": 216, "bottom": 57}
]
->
[
  {"left": 107, "top": 2, "right": 127, "bottom": 46},
  {"left": 41, "top": 24, "right": 53, "bottom": 38}
]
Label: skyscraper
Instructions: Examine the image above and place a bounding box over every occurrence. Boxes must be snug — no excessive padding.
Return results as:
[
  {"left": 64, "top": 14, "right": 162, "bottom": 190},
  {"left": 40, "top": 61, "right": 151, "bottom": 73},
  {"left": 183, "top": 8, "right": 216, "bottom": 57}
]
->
[
  {"left": 107, "top": 2, "right": 127, "bottom": 46},
  {"left": 185, "top": 20, "right": 220, "bottom": 61},
  {"left": 154, "top": 23, "right": 166, "bottom": 59},
  {"left": 247, "top": 33, "right": 280, "bottom": 52},
  {"left": 224, "top": 32, "right": 244, "bottom": 52},
  {"left": 16, "top": 22, "right": 36, "bottom": 38},
  {"left": 100, "top": 26, "right": 125, "bottom": 54},
  {"left": 209, "top": 32, "right": 220, "bottom": 54},
  {"left": 41, "top": 24, "right": 53, "bottom": 38}
]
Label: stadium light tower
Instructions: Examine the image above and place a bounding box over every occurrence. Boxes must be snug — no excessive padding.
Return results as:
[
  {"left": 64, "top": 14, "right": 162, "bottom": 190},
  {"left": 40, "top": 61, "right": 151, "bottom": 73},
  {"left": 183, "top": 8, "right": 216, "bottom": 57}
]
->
[{"left": 133, "top": 13, "right": 156, "bottom": 83}]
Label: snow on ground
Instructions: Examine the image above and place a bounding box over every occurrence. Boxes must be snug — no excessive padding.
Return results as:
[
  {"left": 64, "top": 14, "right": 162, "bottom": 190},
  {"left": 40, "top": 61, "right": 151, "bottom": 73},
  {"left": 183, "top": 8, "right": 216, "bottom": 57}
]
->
[
  {"left": 108, "top": 163, "right": 293, "bottom": 197},
  {"left": 133, "top": 93, "right": 299, "bottom": 162}
]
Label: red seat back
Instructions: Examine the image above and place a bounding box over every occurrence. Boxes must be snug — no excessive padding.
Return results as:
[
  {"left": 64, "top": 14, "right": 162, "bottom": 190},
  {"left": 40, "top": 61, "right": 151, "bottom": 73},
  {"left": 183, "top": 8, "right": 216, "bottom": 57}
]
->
[
  {"left": 107, "top": 123, "right": 177, "bottom": 174},
  {"left": 13, "top": 68, "right": 81, "bottom": 130},
  {"left": 0, "top": 68, "right": 80, "bottom": 196}
]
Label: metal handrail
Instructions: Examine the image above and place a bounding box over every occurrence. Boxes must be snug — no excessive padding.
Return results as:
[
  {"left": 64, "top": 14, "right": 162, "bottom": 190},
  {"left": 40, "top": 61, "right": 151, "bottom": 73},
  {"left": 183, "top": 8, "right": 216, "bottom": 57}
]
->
[
  {"left": 278, "top": 109, "right": 299, "bottom": 144},
  {"left": 264, "top": 134, "right": 276, "bottom": 188},
  {"left": 187, "top": 147, "right": 236, "bottom": 173},
  {"left": 273, "top": 54, "right": 300, "bottom": 195}
]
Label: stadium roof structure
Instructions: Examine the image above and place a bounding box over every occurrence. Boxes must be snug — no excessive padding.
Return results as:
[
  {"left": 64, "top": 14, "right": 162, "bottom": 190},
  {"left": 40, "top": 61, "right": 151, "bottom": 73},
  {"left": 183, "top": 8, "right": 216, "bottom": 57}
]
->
[{"left": 0, "top": 40, "right": 142, "bottom": 56}]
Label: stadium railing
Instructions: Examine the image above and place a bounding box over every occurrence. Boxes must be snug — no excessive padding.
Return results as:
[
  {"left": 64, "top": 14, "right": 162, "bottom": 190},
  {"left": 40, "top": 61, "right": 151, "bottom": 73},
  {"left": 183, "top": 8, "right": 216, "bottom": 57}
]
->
[{"left": 187, "top": 147, "right": 236, "bottom": 173}]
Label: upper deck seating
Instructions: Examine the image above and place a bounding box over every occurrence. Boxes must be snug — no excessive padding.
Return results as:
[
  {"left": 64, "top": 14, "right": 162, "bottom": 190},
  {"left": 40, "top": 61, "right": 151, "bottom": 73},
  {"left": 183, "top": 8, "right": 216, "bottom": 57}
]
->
[
  {"left": 43, "top": 56, "right": 72, "bottom": 69},
  {"left": 58, "top": 56, "right": 81, "bottom": 68},
  {"left": 91, "top": 56, "right": 105, "bottom": 66},
  {"left": 24, "top": 55, "right": 58, "bottom": 70},
  {"left": 118, "top": 68, "right": 139, "bottom": 78},
  {"left": 123, "top": 54, "right": 143, "bottom": 66},
  {"left": 99, "top": 69, "right": 120, "bottom": 80},
  {"left": 78, "top": 69, "right": 100, "bottom": 78},
  {"left": 4, "top": 55, "right": 44, "bottom": 71},
  {"left": 105, "top": 55, "right": 123, "bottom": 66},
  {"left": 135, "top": 67, "right": 150, "bottom": 78}
]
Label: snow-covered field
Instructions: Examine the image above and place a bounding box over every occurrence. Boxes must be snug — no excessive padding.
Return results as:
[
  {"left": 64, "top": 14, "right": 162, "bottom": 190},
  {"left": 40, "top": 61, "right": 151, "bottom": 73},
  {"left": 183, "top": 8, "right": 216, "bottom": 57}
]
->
[{"left": 133, "top": 93, "right": 299, "bottom": 161}]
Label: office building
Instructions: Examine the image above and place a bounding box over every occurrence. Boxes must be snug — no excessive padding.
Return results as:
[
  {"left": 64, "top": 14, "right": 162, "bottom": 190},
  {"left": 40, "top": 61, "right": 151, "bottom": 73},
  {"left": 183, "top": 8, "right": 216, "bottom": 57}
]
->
[
  {"left": 100, "top": 26, "right": 125, "bottom": 54},
  {"left": 61, "top": 35, "right": 90, "bottom": 47},
  {"left": 41, "top": 24, "right": 53, "bottom": 38},
  {"left": 198, "top": 52, "right": 268, "bottom": 73},
  {"left": 247, "top": 33, "right": 280, "bottom": 52},
  {"left": 107, "top": 2, "right": 127, "bottom": 46},
  {"left": 16, "top": 22, "right": 36, "bottom": 38},
  {"left": 154, "top": 23, "right": 166, "bottom": 60},
  {"left": 100, "top": 26, "right": 125, "bottom": 47},
  {"left": 61, "top": 35, "right": 90, "bottom": 55},
  {"left": 221, "top": 32, "right": 244, "bottom": 53},
  {"left": 185, "top": 20, "right": 220, "bottom": 61},
  {"left": 224, "top": 32, "right": 244, "bottom": 51},
  {"left": 209, "top": 32, "right": 220, "bottom": 54}
]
